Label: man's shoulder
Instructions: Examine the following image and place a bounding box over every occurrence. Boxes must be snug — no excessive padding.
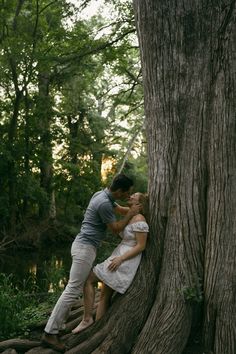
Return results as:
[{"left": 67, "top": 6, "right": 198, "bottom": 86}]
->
[
  {"left": 90, "top": 190, "right": 105, "bottom": 203},
  {"left": 90, "top": 190, "right": 111, "bottom": 208},
  {"left": 92, "top": 190, "right": 103, "bottom": 199}
]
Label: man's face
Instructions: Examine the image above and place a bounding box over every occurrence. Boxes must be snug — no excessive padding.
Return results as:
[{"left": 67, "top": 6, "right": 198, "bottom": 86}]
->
[{"left": 118, "top": 187, "right": 133, "bottom": 201}]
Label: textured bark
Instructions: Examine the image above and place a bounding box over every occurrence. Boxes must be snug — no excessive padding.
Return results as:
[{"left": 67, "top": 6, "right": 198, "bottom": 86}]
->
[
  {"left": 1, "top": 349, "right": 18, "bottom": 354},
  {"left": 7, "top": 89, "right": 22, "bottom": 234},
  {"left": 132, "top": 1, "right": 236, "bottom": 353},
  {"left": 37, "top": 70, "right": 54, "bottom": 219},
  {"left": 23, "top": 91, "right": 30, "bottom": 214},
  {"left": 203, "top": 3, "right": 236, "bottom": 351},
  {"left": 0, "top": 339, "right": 40, "bottom": 352}
]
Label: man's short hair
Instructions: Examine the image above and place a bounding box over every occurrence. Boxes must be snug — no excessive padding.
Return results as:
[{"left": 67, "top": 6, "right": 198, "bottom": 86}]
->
[{"left": 110, "top": 174, "right": 134, "bottom": 192}]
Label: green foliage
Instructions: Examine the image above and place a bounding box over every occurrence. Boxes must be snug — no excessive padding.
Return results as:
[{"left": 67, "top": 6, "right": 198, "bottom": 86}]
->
[
  {"left": 181, "top": 285, "right": 203, "bottom": 304},
  {"left": 20, "top": 302, "right": 51, "bottom": 331},
  {"left": 42, "top": 256, "right": 67, "bottom": 293},
  {"left": 0, "top": 260, "right": 67, "bottom": 340},
  {"left": 0, "top": 0, "right": 147, "bottom": 241},
  {"left": 0, "top": 273, "right": 37, "bottom": 339},
  {"left": 0, "top": 276, "right": 60, "bottom": 340},
  {"left": 19, "top": 292, "right": 60, "bottom": 331},
  {"left": 121, "top": 155, "right": 148, "bottom": 193}
]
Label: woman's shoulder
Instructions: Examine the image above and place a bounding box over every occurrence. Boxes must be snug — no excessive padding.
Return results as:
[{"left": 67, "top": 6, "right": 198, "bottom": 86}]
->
[
  {"left": 131, "top": 214, "right": 147, "bottom": 223},
  {"left": 129, "top": 214, "right": 149, "bottom": 231},
  {"left": 129, "top": 215, "right": 149, "bottom": 233}
]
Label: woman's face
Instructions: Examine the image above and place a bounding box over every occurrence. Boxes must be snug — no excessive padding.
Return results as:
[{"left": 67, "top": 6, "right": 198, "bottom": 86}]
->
[{"left": 128, "top": 193, "right": 140, "bottom": 205}]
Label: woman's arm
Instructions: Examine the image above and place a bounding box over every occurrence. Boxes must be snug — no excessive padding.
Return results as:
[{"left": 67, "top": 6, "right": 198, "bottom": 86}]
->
[{"left": 108, "top": 232, "right": 148, "bottom": 271}]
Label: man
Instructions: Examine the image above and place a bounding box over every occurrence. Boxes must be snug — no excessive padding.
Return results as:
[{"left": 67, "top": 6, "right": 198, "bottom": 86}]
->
[{"left": 41, "top": 174, "right": 140, "bottom": 352}]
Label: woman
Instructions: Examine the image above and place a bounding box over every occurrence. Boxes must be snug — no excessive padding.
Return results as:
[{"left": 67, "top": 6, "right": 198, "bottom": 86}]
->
[{"left": 72, "top": 192, "right": 149, "bottom": 334}]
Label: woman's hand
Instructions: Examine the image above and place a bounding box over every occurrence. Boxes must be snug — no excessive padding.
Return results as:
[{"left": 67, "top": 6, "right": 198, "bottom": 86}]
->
[{"left": 108, "top": 256, "right": 123, "bottom": 271}]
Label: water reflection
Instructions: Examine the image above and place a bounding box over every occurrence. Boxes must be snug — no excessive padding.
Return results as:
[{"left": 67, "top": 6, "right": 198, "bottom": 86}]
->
[
  {"left": 29, "top": 264, "right": 37, "bottom": 276},
  {"left": 0, "top": 238, "right": 116, "bottom": 293},
  {"left": 0, "top": 244, "right": 72, "bottom": 293}
]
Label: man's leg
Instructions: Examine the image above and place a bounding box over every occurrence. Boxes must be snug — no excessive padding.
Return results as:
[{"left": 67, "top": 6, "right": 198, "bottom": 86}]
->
[
  {"left": 42, "top": 242, "right": 96, "bottom": 350},
  {"left": 96, "top": 283, "right": 114, "bottom": 320},
  {"left": 72, "top": 271, "right": 99, "bottom": 334}
]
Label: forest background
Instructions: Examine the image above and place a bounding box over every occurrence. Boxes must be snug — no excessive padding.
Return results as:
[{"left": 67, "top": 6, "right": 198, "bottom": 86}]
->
[
  {"left": 0, "top": 0, "right": 148, "bottom": 341},
  {"left": 0, "top": 0, "right": 147, "bottom": 248}
]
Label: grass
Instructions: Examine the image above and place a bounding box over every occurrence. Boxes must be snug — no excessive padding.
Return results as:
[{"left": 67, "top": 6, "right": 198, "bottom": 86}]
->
[
  {"left": 0, "top": 256, "right": 66, "bottom": 340},
  {"left": 0, "top": 273, "right": 37, "bottom": 339}
]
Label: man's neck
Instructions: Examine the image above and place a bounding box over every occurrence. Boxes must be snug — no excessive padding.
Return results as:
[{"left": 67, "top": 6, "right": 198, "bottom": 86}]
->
[{"left": 109, "top": 189, "right": 120, "bottom": 200}]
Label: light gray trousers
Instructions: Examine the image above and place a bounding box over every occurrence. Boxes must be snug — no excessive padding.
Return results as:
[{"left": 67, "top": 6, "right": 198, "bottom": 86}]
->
[{"left": 45, "top": 241, "right": 96, "bottom": 334}]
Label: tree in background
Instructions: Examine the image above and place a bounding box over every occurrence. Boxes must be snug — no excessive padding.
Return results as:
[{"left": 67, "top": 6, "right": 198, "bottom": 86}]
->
[{"left": 0, "top": 0, "right": 147, "bottom": 241}]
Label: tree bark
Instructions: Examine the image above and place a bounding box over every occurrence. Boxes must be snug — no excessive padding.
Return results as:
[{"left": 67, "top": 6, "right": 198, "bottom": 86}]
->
[
  {"left": 22, "top": 91, "right": 30, "bottom": 215},
  {"left": 7, "top": 89, "right": 22, "bottom": 235},
  {"left": 0, "top": 339, "right": 40, "bottom": 352},
  {"left": 132, "top": 1, "right": 236, "bottom": 353},
  {"left": 37, "top": 70, "right": 54, "bottom": 219}
]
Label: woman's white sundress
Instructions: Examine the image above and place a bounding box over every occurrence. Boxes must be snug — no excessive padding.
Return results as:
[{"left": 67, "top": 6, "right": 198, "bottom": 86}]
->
[{"left": 93, "top": 221, "right": 149, "bottom": 294}]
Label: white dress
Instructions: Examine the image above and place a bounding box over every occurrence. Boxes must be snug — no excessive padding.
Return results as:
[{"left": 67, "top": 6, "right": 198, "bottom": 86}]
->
[{"left": 93, "top": 221, "right": 149, "bottom": 294}]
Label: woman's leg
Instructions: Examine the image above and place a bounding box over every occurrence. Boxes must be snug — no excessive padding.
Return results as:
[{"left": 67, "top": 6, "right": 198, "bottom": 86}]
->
[
  {"left": 96, "top": 283, "right": 114, "bottom": 320},
  {"left": 72, "top": 271, "right": 99, "bottom": 334}
]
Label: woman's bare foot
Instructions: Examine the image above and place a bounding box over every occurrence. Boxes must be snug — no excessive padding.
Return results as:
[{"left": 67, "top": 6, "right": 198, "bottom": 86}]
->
[{"left": 72, "top": 318, "right": 94, "bottom": 334}]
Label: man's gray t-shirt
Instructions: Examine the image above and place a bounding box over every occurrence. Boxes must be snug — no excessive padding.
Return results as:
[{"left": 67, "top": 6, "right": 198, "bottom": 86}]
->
[{"left": 75, "top": 189, "right": 117, "bottom": 248}]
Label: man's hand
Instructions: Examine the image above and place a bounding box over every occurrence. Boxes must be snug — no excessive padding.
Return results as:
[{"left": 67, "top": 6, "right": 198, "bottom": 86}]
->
[
  {"left": 107, "top": 202, "right": 141, "bottom": 234},
  {"left": 108, "top": 256, "right": 123, "bottom": 271},
  {"left": 127, "top": 203, "right": 141, "bottom": 217}
]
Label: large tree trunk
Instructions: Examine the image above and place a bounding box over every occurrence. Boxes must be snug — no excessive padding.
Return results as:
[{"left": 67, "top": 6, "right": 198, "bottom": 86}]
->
[
  {"left": 49, "top": 1, "right": 236, "bottom": 353},
  {"left": 132, "top": 1, "right": 236, "bottom": 353},
  {"left": 22, "top": 91, "right": 30, "bottom": 215},
  {"left": 7, "top": 89, "right": 22, "bottom": 235}
]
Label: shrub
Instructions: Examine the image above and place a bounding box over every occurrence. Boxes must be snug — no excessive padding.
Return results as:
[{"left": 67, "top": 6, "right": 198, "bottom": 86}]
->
[{"left": 0, "top": 273, "right": 36, "bottom": 339}]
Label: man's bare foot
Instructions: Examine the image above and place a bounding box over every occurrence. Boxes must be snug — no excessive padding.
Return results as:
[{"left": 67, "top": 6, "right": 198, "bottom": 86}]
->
[{"left": 72, "top": 318, "right": 94, "bottom": 334}]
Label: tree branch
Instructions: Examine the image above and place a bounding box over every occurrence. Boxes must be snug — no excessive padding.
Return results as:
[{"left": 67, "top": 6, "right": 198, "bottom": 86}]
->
[
  {"left": 39, "top": 0, "right": 58, "bottom": 15},
  {"left": 117, "top": 120, "right": 145, "bottom": 174}
]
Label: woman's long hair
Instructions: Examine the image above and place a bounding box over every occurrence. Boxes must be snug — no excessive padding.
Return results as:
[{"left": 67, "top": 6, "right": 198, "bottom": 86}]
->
[{"left": 138, "top": 193, "right": 149, "bottom": 222}]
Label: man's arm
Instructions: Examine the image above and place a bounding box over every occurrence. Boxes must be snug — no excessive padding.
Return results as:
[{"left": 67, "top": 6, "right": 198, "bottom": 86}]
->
[
  {"left": 107, "top": 204, "right": 141, "bottom": 234},
  {"left": 114, "top": 204, "right": 130, "bottom": 216}
]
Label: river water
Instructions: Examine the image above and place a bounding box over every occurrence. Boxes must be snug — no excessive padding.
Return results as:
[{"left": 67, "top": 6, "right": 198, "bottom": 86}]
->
[
  {"left": 0, "top": 236, "right": 117, "bottom": 293},
  {"left": 0, "top": 243, "right": 72, "bottom": 293}
]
